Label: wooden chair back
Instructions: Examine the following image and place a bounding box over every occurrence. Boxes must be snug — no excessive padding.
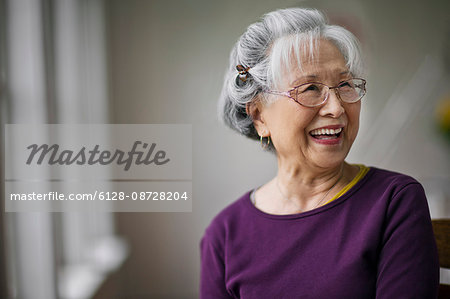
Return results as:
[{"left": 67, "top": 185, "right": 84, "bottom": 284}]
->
[{"left": 432, "top": 219, "right": 450, "bottom": 299}]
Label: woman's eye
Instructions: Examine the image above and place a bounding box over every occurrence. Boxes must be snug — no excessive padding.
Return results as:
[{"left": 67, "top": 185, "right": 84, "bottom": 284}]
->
[{"left": 300, "top": 84, "right": 319, "bottom": 93}]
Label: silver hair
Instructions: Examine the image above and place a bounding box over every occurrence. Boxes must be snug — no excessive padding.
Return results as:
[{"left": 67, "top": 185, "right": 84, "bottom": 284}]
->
[{"left": 218, "top": 7, "right": 363, "bottom": 151}]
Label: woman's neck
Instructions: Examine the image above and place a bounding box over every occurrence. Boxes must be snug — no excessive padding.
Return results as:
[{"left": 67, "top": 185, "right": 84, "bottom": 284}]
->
[{"left": 254, "top": 161, "right": 358, "bottom": 215}]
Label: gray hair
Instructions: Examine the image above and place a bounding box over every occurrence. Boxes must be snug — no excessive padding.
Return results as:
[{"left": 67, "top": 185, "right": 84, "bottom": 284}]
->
[{"left": 218, "top": 7, "right": 363, "bottom": 151}]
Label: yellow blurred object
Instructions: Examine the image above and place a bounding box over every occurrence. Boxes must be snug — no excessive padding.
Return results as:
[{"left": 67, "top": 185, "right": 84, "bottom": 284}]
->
[{"left": 436, "top": 95, "right": 450, "bottom": 133}]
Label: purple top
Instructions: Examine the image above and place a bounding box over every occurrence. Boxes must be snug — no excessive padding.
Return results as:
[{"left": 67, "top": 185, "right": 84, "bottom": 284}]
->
[{"left": 200, "top": 167, "right": 439, "bottom": 298}]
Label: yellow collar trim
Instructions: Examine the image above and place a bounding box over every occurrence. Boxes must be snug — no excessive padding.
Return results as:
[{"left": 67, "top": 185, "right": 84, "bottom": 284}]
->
[{"left": 323, "top": 164, "right": 370, "bottom": 205}]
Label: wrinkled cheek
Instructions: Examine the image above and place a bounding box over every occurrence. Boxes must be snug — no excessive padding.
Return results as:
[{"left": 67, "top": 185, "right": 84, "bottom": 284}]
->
[
  {"left": 347, "top": 104, "right": 361, "bottom": 143},
  {"left": 347, "top": 122, "right": 360, "bottom": 145},
  {"left": 348, "top": 129, "right": 358, "bottom": 145},
  {"left": 354, "top": 111, "right": 361, "bottom": 141}
]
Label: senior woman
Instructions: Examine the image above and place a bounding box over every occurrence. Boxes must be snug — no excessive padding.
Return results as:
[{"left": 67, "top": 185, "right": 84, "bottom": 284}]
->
[{"left": 200, "top": 7, "right": 439, "bottom": 299}]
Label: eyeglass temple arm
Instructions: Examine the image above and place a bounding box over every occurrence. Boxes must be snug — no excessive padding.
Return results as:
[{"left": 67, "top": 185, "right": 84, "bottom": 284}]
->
[{"left": 265, "top": 90, "right": 291, "bottom": 97}]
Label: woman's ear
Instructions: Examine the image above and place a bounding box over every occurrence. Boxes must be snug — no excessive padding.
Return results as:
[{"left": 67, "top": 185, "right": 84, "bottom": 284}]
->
[{"left": 246, "top": 100, "right": 270, "bottom": 137}]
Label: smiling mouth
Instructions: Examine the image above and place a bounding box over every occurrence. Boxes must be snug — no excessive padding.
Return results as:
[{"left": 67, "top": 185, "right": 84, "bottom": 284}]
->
[{"left": 309, "top": 127, "right": 343, "bottom": 140}]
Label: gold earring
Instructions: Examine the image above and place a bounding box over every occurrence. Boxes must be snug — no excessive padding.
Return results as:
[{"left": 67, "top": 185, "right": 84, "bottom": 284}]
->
[{"left": 260, "top": 135, "right": 270, "bottom": 149}]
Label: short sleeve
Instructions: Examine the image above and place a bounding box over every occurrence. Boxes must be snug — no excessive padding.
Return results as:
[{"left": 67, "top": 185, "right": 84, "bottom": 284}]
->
[
  {"left": 200, "top": 231, "right": 233, "bottom": 299},
  {"left": 376, "top": 182, "right": 439, "bottom": 298}
]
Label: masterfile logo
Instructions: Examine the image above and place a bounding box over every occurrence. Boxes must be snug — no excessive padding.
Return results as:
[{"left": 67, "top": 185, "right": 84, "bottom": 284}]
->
[
  {"left": 5, "top": 124, "right": 192, "bottom": 212},
  {"left": 26, "top": 141, "right": 170, "bottom": 171}
]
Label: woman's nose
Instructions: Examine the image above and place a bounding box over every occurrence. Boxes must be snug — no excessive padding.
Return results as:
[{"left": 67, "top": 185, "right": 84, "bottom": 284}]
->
[{"left": 319, "top": 89, "right": 345, "bottom": 118}]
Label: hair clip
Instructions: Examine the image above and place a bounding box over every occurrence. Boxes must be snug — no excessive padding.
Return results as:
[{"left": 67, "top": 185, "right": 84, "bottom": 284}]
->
[{"left": 235, "top": 64, "right": 251, "bottom": 87}]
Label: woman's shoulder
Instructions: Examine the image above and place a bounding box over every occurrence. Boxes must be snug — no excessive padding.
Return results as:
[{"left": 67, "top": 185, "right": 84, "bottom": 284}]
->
[
  {"left": 359, "top": 166, "right": 427, "bottom": 209},
  {"left": 201, "top": 190, "right": 253, "bottom": 245},
  {"left": 364, "top": 166, "right": 423, "bottom": 191}
]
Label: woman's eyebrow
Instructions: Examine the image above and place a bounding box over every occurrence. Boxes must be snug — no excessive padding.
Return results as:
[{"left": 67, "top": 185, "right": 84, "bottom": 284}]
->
[
  {"left": 290, "top": 70, "right": 351, "bottom": 86},
  {"left": 290, "top": 75, "right": 317, "bottom": 86}
]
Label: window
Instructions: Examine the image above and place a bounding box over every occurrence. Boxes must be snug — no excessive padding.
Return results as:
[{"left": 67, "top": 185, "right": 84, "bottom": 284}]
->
[{"left": 4, "top": 1, "right": 128, "bottom": 298}]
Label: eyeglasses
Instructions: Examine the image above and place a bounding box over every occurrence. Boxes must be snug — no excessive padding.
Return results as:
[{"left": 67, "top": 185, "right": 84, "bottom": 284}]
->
[{"left": 265, "top": 78, "right": 367, "bottom": 108}]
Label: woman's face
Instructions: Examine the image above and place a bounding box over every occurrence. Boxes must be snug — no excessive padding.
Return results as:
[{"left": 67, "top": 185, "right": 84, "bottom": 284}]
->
[{"left": 257, "top": 39, "right": 361, "bottom": 169}]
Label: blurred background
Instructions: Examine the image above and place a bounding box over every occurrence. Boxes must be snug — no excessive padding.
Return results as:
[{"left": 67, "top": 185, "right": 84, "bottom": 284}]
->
[{"left": 0, "top": 0, "right": 449, "bottom": 298}]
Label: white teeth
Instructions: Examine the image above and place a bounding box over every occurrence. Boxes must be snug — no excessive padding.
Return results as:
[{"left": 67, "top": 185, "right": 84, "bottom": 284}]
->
[{"left": 310, "top": 127, "right": 343, "bottom": 136}]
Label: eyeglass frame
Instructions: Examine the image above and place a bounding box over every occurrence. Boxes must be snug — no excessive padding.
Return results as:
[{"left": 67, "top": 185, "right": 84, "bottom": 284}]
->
[{"left": 264, "top": 78, "right": 367, "bottom": 108}]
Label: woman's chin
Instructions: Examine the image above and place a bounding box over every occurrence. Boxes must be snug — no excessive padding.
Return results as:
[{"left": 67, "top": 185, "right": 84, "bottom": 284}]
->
[
  {"left": 308, "top": 151, "right": 348, "bottom": 169},
  {"left": 308, "top": 136, "right": 352, "bottom": 161}
]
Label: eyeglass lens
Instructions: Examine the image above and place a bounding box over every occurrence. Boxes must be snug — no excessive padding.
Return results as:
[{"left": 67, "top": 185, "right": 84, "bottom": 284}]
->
[{"left": 293, "top": 79, "right": 365, "bottom": 106}]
